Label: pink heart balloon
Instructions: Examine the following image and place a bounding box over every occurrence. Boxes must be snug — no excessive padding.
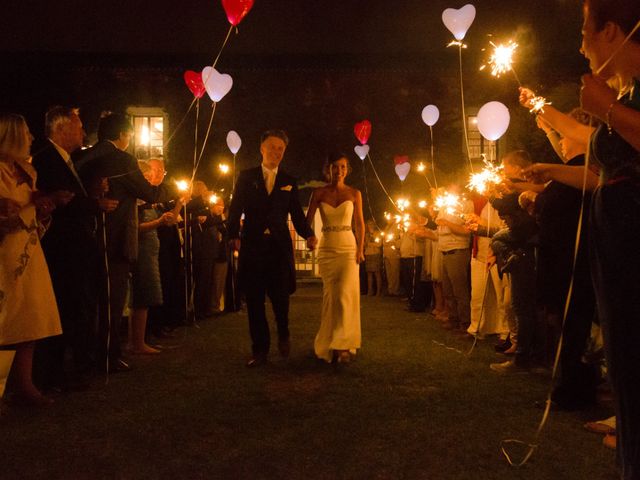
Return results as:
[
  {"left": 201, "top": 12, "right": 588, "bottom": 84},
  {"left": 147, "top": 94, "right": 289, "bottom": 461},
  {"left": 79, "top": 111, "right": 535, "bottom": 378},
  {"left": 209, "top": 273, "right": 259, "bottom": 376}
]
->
[
  {"left": 354, "top": 120, "right": 372, "bottom": 145},
  {"left": 354, "top": 145, "right": 369, "bottom": 160},
  {"left": 184, "top": 70, "right": 206, "bottom": 98},
  {"left": 221, "top": 0, "right": 254, "bottom": 26},
  {"left": 202, "top": 66, "right": 233, "bottom": 102},
  {"left": 395, "top": 163, "right": 411, "bottom": 182},
  {"left": 442, "top": 4, "right": 476, "bottom": 41},
  {"left": 394, "top": 155, "right": 409, "bottom": 166}
]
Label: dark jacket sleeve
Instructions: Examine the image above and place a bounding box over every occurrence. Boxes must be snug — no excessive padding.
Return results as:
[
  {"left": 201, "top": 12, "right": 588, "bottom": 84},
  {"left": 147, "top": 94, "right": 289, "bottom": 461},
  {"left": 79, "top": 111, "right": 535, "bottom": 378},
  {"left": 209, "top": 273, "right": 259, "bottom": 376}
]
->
[
  {"left": 227, "top": 170, "right": 247, "bottom": 239},
  {"left": 288, "top": 181, "right": 313, "bottom": 239}
]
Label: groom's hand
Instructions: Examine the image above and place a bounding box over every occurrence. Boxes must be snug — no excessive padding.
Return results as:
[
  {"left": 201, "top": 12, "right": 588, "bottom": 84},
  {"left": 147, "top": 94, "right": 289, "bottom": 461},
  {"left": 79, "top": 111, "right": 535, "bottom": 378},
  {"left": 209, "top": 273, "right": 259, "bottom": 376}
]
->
[{"left": 306, "top": 235, "right": 318, "bottom": 251}]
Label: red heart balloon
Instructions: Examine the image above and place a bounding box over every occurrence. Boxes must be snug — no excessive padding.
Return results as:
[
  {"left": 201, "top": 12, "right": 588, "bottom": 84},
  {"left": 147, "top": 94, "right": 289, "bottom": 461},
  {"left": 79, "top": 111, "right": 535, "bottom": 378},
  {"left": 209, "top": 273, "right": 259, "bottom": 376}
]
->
[
  {"left": 221, "top": 0, "right": 254, "bottom": 26},
  {"left": 394, "top": 155, "right": 409, "bottom": 165},
  {"left": 184, "top": 70, "right": 206, "bottom": 98},
  {"left": 354, "top": 120, "right": 372, "bottom": 145}
]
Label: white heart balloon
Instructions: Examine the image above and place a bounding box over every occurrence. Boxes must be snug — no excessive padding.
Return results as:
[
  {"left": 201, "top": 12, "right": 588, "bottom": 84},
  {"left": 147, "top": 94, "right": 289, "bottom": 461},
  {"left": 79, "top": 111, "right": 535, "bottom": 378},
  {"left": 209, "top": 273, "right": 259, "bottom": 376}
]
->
[
  {"left": 442, "top": 4, "right": 476, "bottom": 41},
  {"left": 202, "top": 66, "right": 233, "bottom": 102},
  {"left": 354, "top": 144, "right": 370, "bottom": 160},
  {"left": 421, "top": 105, "right": 440, "bottom": 126},
  {"left": 477, "top": 101, "right": 510, "bottom": 141},
  {"left": 395, "top": 162, "right": 411, "bottom": 182},
  {"left": 226, "top": 130, "right": 242, "bottom": 154}
]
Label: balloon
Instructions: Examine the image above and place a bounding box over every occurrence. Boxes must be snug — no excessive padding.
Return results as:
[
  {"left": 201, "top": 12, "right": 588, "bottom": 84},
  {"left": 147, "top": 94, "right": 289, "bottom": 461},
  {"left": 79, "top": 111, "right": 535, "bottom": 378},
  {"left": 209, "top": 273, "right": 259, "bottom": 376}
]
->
[
  {"left": 442, "top": 4, "right": 476, "bottom": 41},
  {"left": 395, "top": 163, "right": 411, "bottom": 182},
  {"left": 221, "top": 0, "right": 254, "bottom": 26},
  {"left": 354, "top": 145, "right": 369, "bottom": 160},
  {"left": 476, "top": 101, "right": 510, "bottom": 141},
  {"left": 226, "top": 130, "right": 242, "bottom": 154},
  {"left": 421, "top": 105, "right": 440, "bottom": 126},
  {"left": 394, "top": 155, "right": 409, "bottom": 166},
  {"left": 354, "top": 120, "right": 372, "bottom": 145},
  {"left": 184, "top": 70, "right": 206, "bottom": 98},
  {"left": 202, "top": 66, "right": 233, "bottom": 102}
]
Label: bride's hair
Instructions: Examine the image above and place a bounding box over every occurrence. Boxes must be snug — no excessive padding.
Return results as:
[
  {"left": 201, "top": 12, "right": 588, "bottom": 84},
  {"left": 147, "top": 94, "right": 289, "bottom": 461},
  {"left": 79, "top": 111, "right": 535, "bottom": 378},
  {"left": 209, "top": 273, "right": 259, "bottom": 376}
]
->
[{"left": 322, "top": 152, "right": 352, "bottom": 181}]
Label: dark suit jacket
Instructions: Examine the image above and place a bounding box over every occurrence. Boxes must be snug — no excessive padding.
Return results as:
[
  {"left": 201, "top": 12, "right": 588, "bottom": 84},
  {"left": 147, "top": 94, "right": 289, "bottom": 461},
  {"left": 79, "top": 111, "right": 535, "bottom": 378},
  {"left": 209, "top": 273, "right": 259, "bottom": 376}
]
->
[
  {"left": 227, "top": 166, "right": 313, "bottom": 293},
  {"left": 76, "top": 141, "right": 177, "bottom": 263},
  {"left": 32, "top": 141, "right": 99, "bottom": 253}
]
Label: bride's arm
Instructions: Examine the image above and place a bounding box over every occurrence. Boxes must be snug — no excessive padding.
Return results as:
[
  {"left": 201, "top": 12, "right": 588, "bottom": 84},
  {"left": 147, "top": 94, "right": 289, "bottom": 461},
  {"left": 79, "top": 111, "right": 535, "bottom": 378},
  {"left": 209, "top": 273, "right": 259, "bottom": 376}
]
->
[
  {"left": 353, "top": 190, "right": 365, "bottom": 263},
  {"left": 306, "top": 188, "right": 320, "bottom": 226}
]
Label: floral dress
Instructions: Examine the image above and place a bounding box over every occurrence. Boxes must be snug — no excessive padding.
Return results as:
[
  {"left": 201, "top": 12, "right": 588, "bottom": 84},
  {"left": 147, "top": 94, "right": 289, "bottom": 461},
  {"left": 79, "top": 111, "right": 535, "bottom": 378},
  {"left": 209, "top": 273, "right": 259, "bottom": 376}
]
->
[{"left": 0, "top": 159, "right": 61, "bottom": 345}]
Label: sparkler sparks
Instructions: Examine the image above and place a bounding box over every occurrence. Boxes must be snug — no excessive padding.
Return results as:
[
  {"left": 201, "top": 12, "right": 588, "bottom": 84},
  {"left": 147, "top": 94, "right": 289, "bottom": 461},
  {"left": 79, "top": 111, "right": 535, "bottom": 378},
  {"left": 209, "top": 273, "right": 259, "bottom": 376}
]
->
[
  {"left": 467, "top": 160, "right": 504, "bottom": 195},
  {"left": 175, "top": 179, "right": 190, "bottom": 192},
  {"left": 528, "top": 95, "right": 551, "bottom": 114},
  {"left": 480, "top": 40, "right": 518, "bottom": 78},
  {"left": 434, "top": 191, "right": 462, "bottom": 216},
  {"left": 218, "top": 163, "right": 230, "bottom": 174}
]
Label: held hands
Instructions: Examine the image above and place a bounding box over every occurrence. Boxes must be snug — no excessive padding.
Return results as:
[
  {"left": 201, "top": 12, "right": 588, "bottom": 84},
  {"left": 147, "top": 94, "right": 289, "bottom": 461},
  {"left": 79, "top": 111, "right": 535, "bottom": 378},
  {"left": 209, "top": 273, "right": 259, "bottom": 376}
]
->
[
  {"left": 522, "top": 164, "right": 554, "bottom": 184},
  {"left": 50, "top": 190, "right": 75, "bottom": 207},
  {"left": 0, "top": 197, "right": 21, "bottom": 220},
  {"left": 580, "top": 74, "right": 618, "bottom": 120},
  {"left": 32, "top": 191, "right": 57, "bottom": 219},
  {"left": 97, "top": 197, "right": 119, "bottom": 212},
  {"left": 160, "top": 212, "right": 177, "bottom": 226},
  {"left": 230, "top": 238, "right": 241, "bottom": 252},
  {"left": 306, "top": 235, "right": 318, "bottom": 251}
]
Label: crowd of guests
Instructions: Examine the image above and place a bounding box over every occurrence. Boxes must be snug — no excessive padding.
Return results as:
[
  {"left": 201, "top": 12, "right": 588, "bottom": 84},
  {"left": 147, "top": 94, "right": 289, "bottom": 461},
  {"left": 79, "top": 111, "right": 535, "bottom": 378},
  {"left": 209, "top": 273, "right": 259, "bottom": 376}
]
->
[{"left": 0, "top": 108, "right": 236, "bottom": 408}]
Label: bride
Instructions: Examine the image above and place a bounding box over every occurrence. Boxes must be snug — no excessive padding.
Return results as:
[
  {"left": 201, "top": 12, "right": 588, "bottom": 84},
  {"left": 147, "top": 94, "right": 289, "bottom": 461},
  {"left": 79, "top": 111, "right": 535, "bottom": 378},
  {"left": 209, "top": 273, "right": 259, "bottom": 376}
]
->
[{"left": 306, "top": 153, "right": 365, "bottom": 363}]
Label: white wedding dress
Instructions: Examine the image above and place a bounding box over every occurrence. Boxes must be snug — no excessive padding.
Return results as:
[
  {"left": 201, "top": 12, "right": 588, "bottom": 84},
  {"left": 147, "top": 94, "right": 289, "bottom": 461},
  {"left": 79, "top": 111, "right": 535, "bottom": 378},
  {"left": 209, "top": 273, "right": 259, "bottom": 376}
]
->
[{"left": 314, "top": 201, "right": 361, "bottom": 362}]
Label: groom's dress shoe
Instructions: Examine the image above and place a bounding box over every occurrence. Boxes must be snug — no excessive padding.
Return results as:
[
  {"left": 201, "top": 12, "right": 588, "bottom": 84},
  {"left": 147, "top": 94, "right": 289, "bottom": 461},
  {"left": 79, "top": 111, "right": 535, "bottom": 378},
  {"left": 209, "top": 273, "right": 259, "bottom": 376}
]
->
[
  {"left": 278, "top": 339, "right": 290, "bottom": 358},
  {"left": 246, "top": 355, "right": 267, "bottom": 368}
]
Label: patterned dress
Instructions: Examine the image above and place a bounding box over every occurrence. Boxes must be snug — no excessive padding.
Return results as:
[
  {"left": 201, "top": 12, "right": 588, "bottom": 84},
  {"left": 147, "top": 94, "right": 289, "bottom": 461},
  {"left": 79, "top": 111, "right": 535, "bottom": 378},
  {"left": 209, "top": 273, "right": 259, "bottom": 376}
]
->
[{"left": 0, "top": 159, "right": 61, "bottom": 345}]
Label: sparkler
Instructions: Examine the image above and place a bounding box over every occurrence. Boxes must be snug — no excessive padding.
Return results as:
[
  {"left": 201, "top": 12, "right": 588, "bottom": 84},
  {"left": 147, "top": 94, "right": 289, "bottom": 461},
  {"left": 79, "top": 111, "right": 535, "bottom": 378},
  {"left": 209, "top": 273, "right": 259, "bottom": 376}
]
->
[
  {"left": 527, "top": 95, "right": 551, "bottom": 114},
  {"left": 175, "top": 179, "right": 190, "bottom": 192},
  {"left": 434, "top": 191, "right": 462, "bottom": 216},
  {"left": 218, "top": 163, "right": 230, "bottom": 175},
  {"left": 418, "top": 200, "right": 428, "bottom": 209},
  {"left": 480, "top": 40, "right": 522, "bottom": 86},
  {"left": 209, "top": 193, "right": 219, "bottom": 204},
  {"left": 467, "top": 160, "right": 504, "bottom": 195}
]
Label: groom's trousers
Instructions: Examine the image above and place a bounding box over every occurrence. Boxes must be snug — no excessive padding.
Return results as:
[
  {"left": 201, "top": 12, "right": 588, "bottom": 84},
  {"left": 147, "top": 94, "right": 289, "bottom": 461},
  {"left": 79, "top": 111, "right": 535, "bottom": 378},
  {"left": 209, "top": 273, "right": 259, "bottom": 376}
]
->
[{"left": 244, "top": 235, "right": 291, "bottom": 356}]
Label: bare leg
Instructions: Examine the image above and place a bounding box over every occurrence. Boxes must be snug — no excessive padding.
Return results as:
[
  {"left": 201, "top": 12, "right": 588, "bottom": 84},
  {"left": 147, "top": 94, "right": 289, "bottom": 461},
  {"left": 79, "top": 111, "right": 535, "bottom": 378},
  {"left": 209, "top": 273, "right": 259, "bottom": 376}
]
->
[
  {"left": 375, "top": 272, "right": 383, "bottom": 296},
  {"left": 129, "top": 308, "right": 160, "bottom": 354},
  {"left": 367, "top": 272, "right": 375, "bottom": 296},
  {"left": 7, "top": 342, "right": 52, "bottom": 405}
]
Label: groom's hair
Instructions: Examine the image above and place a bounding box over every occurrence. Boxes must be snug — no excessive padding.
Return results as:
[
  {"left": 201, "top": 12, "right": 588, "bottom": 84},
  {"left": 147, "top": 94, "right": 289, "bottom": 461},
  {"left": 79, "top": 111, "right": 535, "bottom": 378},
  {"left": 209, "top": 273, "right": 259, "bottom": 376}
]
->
[
  {"left": 322, "top": 152, "right": 352, "bottom": 181},
  {"left": 260, "top": 129, "right": 289, "bottom": 146}
]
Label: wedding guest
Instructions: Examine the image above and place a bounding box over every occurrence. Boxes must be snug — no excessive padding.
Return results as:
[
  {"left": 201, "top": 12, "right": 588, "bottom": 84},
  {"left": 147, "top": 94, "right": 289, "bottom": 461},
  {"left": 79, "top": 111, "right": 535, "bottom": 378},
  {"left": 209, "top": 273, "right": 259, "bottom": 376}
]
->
[
  {"left": 364, "top": 220, "right": 383, "bottom": 296},
  {"left": 0, "top": 113, "right": 64, "bottom": 406}
]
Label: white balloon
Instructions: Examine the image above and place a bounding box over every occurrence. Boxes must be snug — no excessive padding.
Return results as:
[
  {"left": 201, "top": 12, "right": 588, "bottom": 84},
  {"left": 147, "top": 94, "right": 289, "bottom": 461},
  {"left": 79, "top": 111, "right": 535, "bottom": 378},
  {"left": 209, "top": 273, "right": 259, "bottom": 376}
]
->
[
  {"left": 477, "top": 101, "right": 510, "bottom": 141},
  {"left": 442, "top": 4, "right": 476, "bottom": 41},
  {"left": 202, "top": 66, "right": 233, "bottom": 102},
  {"left": 226, "top": 130, "right": 242, "bottom": 154},
  {"left": 421, "top": 105, "right": 440, "bottom": 126},
  {"left": 354, "top": 144, "right": 370, "bottom": 160},
  {"left": 395, "top": 162, "right": 411, "bottom": 182}
]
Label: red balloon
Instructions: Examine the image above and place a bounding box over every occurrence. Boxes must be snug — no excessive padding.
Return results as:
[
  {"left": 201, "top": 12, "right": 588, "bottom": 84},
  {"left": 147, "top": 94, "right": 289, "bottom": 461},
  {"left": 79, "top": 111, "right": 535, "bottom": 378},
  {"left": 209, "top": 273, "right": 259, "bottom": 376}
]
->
[
  {"left": 184, "top": 70, "right": 206, "bottom": 98},
  {"left": 221, "top": 0, "right": 254, "bottom": 26},
  {"left": 354, "top": 120, "right": 372, "bottom": 145},
  {"left": 394, "top": 155, "right": 409, "bottom": 165}
]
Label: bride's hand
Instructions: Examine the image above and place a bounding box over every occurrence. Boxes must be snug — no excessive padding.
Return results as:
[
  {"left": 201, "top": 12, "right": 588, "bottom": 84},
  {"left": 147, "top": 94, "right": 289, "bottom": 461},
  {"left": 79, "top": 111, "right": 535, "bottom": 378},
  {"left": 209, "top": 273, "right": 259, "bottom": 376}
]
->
[{"left": 356, "top": 250, "right": 365, "bottom": 264}]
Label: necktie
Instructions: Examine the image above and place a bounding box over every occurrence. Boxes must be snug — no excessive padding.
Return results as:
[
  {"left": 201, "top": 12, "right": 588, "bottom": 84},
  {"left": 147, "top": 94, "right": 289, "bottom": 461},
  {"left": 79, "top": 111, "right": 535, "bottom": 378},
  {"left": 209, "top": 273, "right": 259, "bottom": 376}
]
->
[
  {"left": 265, "top": 169, "right": 275, "bottom": 195},
  {"left": 66, "top": 158, "right": 87, "bottom": 195}
]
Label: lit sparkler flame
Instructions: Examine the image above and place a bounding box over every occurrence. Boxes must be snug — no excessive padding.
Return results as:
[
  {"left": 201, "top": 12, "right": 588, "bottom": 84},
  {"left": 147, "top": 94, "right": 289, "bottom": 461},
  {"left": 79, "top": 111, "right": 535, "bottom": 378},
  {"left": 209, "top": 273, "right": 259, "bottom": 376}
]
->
[
  {"left": 218, "top": 163, "right": 230, "bottom": 174},
  {"left": 480, "top": 40, "right": 518, "bottom": 78},
  {"left": 528, "top": 95, "right": 551, "bottom": 114},
  {"left": 434, "top": 191, "right": 462, "bottom": 216},
  {"left": 467, "top": 160, "right": 504, "bottom": 195},
  {"left": 396, "top": 198, "right": 410, "bottom": 211},
  {"left": 209, "top": 194, "right": 219, "bottom": 204},
  {"left": 418, "top": 200, "right": 427, "bottom": 209},
  {"left": 447, "top": 40, "right": 468, "bottom": 49},
  {"left": 175, "top": 179, "right": 190, "bottom": 192},
  {"left": 417, "top": 163, "right": 426, "bottom": 173}
]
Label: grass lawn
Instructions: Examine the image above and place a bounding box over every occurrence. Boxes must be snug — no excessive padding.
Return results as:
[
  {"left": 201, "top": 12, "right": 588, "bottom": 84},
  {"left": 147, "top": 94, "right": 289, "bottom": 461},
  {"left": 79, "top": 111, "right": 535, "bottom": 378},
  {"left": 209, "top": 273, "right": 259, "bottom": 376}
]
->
[{"left": 1, "top": 282, "right": 617, "bottom": 479}]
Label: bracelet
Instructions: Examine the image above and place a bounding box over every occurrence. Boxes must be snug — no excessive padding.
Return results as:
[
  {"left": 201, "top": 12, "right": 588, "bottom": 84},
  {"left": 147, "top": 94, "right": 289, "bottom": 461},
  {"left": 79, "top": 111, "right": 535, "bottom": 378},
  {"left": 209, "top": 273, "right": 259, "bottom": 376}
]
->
[{"left": 605, "top": 101, "right": 617, "bottom": 135}]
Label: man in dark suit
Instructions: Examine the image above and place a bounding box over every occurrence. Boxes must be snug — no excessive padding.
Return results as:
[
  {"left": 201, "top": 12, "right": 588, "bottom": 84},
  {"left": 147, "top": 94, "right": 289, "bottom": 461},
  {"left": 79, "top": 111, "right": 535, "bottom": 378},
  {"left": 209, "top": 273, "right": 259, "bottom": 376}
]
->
[
  {"left": 32, "top": 106, "right": 119, "bottom": 390},
  {"left": 228, "top": 130, "right": 317, "bottom": 367},
  {"left": 76, "top": 113, "right": 178, "bottom": 373}
]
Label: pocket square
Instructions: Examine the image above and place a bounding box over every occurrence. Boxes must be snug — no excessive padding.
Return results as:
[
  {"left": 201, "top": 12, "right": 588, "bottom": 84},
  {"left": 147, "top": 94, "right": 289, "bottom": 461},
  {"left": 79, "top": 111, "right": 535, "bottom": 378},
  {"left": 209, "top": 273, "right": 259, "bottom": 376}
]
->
[{"left": 280, "top": 185, "right": 293, "bottom": 191}]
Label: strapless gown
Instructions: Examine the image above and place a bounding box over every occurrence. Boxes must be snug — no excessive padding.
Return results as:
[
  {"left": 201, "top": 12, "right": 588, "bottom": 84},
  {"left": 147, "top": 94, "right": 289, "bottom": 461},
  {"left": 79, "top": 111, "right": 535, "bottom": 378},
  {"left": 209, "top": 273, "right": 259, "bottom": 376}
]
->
[{"left": 314, "top": 201, "right": 361, "bottom": 362}]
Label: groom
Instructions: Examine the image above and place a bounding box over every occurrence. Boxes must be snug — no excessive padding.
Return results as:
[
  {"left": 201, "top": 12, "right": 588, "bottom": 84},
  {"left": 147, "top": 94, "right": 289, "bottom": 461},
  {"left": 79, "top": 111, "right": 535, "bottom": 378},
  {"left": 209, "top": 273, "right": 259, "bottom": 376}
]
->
[{"left": 228, "top": 130, "right": 317, "bottom": 367}]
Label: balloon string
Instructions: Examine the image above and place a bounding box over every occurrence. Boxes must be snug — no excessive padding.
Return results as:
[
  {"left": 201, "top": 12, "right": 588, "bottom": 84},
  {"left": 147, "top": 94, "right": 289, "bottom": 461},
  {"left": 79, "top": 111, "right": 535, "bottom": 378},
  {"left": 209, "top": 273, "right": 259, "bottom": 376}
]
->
[
  {"left": 501, "top": 118, "right": 594, "bottom": 468},
  {"left": 430, "top": 126, "right": 438, "bottom": 189},
  {"left": 193, "top": 99, "right": 200, "bottom": 171},
  {"left": 362, "top": 161, "right": 381, "bottom": 231},
  {"left": 595, "top": 18, "right": 640, "bottom": 76},
  {"left": 164, "top": 97, "right": 197, "bottom": 148},
  {"left": 211, "top": 24, "right": 234, "bottom": 70},
  {"left": 191, "top": 102, "right": 217, "bottom": 184},
  {"left": 458, "top": 43, "right": 474, "bottom": 173},
  {"left": 365, "top": 153, "right": 400, "bottom": 212}
]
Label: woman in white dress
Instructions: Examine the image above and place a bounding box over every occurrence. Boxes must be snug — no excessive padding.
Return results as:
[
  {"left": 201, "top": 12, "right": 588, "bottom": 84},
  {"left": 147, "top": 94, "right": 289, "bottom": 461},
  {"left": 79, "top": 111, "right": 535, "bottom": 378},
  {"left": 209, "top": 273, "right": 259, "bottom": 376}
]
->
[{"left": 306, "top": 154, "right": 365, "bottom": 363}]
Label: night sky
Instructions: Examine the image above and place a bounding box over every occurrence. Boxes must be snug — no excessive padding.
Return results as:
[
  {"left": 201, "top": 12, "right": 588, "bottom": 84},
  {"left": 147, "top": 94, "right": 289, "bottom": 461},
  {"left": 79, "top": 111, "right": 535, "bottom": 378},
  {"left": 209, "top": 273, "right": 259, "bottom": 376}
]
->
[{"left": 4, "top": 0, "right": 584, "bottom": 61}]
